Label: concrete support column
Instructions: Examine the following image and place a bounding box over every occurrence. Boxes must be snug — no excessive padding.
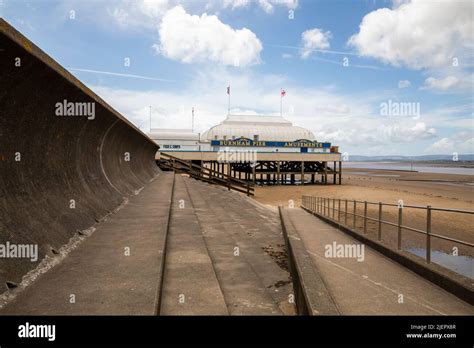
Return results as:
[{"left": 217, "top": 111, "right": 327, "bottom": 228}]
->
[{"left": 333, "top": 161, "right": 337, "bottom": 184}]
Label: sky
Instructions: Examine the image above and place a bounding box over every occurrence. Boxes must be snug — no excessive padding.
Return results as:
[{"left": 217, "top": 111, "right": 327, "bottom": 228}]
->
[{"left": 1, "top": 0, "right": 473, "bottom": 156}]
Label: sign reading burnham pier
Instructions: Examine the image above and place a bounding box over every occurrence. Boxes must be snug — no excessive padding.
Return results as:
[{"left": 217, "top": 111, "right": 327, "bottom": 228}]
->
[{"left": 211, "top": 138, "right": 330, "bottom": 148}]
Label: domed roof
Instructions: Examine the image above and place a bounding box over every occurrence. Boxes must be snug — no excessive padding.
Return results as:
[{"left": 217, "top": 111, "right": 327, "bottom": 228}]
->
[{"left": 201, "top": 114, "right": 315, "bottom": 142}]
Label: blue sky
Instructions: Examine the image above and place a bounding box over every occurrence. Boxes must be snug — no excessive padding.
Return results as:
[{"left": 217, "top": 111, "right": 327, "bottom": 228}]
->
[{"left": 1, "top": 0, "right": 473, "bottom": 156}]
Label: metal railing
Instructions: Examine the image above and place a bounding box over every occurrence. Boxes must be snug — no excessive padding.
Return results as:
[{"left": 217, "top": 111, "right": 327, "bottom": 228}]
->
[
  {"left": 301, "top": 196, "right": 474, "bottom": 264},
  {"left": 159, "top": 152, "right": 255, "bottom": 196}
]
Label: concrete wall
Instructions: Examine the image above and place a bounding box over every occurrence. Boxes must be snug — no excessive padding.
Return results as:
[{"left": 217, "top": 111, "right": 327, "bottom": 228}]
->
[{"left": 0, "top": 19, "right": 159, "bottom": 289}]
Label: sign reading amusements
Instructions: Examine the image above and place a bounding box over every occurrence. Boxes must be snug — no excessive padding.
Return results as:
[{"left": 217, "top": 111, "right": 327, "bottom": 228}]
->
[{"left": 211, "top": 138, "right": 331, "bottom": 148}]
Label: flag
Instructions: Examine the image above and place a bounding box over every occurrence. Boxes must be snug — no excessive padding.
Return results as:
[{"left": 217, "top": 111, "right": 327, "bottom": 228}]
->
[
  {"left": 281, "top": 89, "right": 286, "bottom": 97},
  {"left": 227, "top": 86, "right": 230, "bottom": 95}
]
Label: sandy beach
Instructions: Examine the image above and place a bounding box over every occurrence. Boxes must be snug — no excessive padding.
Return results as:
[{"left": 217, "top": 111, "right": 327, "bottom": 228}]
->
[{"left": 255, "top": 168, "right": 474, "bottom": 258}]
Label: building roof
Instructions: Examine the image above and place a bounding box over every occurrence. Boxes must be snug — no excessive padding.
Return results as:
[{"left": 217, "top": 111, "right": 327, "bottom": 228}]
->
[
  {"left": 201, "top": 114, "right": 315, "bottom": 142},
  {"left": 148, "top": 128, "right": 199, "bottom": 141}
]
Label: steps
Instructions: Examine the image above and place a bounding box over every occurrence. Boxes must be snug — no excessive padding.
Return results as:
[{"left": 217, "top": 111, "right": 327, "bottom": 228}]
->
[
  {"left": 183, "top": 176, "right": 293, "bottom": 315},
  {"left": 159, "top": 175, "right": 228, "bottom": 315}
]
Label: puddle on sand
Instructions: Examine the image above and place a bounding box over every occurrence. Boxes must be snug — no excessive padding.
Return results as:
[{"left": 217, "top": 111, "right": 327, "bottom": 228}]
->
[
  {"left": 347, "top": 171, "right": 400, "bottom": 177},
  {"left": 405, "top": 247, "right": 473, "bottom": 279}
]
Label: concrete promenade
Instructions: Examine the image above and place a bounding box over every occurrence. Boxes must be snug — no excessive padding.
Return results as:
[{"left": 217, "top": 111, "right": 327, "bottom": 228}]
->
[
  {"left": 0, "top": 173, "right": 293, "bottom": 315},
  {"left": 284, "top": 208, "right": 473, "bottom": 315},
  {"left": 1, "top": 172, "right": 174, "bottom": 315}
]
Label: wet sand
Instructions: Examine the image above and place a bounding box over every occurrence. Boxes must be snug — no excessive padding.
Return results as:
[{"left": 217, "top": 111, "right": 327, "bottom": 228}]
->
[{"left": 254, "top": 169, "right": 474, "bottom": 258}]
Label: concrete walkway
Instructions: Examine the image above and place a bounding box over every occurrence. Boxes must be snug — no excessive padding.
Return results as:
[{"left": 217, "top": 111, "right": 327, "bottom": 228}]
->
[
  {"left": 0, "top": 173, "right": 293, "bottom": 315},
  {"left": 183, "top": 176, "right": 293, "bottom": 315},
  {"left": 0, "top": 172, "right": 174, "bottom": 315},
  {"left": 160, "top": 175, "right": 228, "bottom": 315},
  {"left": 285, "top": 208, "right": 473, "bottom": 315}
]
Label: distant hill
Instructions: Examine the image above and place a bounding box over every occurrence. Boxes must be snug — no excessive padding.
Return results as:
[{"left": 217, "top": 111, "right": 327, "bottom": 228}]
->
[{"left": 347, "top": 154, "right": 474, "bottom": 162}]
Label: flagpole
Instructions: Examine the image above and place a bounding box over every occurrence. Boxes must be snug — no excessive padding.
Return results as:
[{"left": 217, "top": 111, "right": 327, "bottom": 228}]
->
[
  {"left": 280, "top": 91, "right": 282, "bottom": 116},
  {"left": 228, "top": 89, "right": 230, "bottom": 114}
]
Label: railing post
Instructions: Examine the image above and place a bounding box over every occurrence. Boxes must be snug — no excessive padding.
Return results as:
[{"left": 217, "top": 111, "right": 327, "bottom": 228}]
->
[
  {"left": 338, "top": 199, "right": 341, "bottom": 222},
  {"left": 227, "top": 176, "right": 231, "bottom": 191},
  {"left": 378, "top": 202, "right": 382, "bottom": 241},
  {"left": 246, "top": 183, "right": 250, "bottom": 196},
  {"left": 353, "top": 201, "right": 356, "bottom": 227},
  {"left": 397, "top": 206, "right": 403, "bottom": 250},
  {"left": 426, "top": 206, "right": 431, "bottom": 263},
  {"left": 363, "top": 201, "right": 368, "bottom": 233},
  {"left": 344, "top": 199, "right": 348, "bottom": 225}
]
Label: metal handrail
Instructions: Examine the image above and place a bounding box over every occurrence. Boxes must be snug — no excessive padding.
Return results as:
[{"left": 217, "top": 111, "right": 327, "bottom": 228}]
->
[
  {"left": 331, "top": 198, "right": 474, "bottom": 214},
  {"left": 160, "top": 152, "right": 255, "bottom": 196},
  {"left": 301, "top": 196, "right": 474, "bottom": 264}
]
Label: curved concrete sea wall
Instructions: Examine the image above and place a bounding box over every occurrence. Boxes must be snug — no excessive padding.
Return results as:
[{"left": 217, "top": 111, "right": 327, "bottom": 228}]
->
[{"left": 0, "top": 19, "right": 159, "bottom": 289}]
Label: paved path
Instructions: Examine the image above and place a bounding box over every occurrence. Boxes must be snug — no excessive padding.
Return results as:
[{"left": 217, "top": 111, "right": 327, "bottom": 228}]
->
[
  {"left": 285, "top": 208, "right": 473, "bottom": 315},
  {"left": 0, "top": 173, "right": 293, "bottom": 315},
  {"left": 160, "top": 175, "right": 228, "bottom": 315},
  {"left": 0, "top": 172, "right": 174, "bottom": 315},
  {"left": 184, "top": 177, "right": 293, "bottom": 315}
]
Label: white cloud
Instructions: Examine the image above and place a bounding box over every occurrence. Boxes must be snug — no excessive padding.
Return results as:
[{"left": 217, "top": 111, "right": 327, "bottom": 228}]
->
[
  {"left": 398, "top": 80, "right": 411, "bottom": 88},
  {"left": 300, "top": 28, "right": 331, "bottom": 59},
  {"left": 257, "top": 0, "right": 298, "bottom": 13},
  {"left": 211, "top": 0, "right": 298, "bottom": 13},
  {"left": 422, "top": 76, "right": 460, "bottom": 91},
  {"left": 155, "top": 6, "right": 262, "bottom": 67},
  {"left": 223, "top": 0, "right": 250, "bottom": 10},
  {"left": 382, "top": 122, "right": 436, "bottom": 143},
  {"left": 348, "top": 0, "right": 473, "bottom": 69},
  {"left": 138, "top": 0, "right": 169, "bottom": 17},
  {"left": 429, "top": 132, "right": 474, "bottom": 154},
  {"left": 258, "top": 0, "right": 274, "bottom": 13},
  {"left": 107, "top": 0, "right": 170, "bottom": 29}
]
